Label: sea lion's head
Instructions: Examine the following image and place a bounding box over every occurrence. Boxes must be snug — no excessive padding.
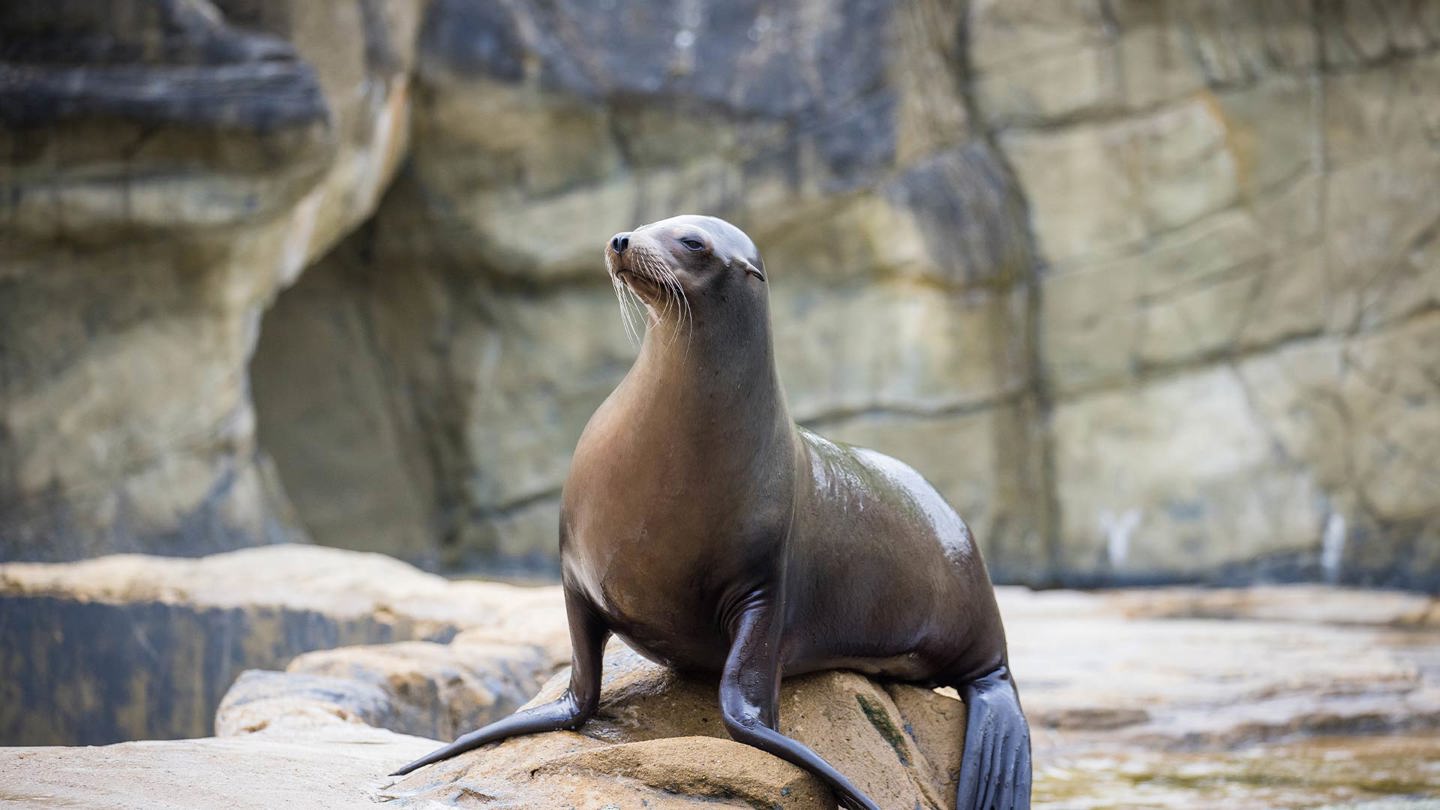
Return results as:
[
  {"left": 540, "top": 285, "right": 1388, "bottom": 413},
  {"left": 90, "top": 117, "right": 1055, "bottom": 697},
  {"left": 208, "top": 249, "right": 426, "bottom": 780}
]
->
[{"left": 605, "top": 215, "right": 766, "bottom": 337}]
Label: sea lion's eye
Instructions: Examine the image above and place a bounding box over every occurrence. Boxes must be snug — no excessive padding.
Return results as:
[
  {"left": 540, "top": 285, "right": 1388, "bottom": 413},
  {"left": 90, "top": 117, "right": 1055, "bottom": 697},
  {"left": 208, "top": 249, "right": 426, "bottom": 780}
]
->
[{"left": 679, "top": 238, "right": 705, "bottom": 251}]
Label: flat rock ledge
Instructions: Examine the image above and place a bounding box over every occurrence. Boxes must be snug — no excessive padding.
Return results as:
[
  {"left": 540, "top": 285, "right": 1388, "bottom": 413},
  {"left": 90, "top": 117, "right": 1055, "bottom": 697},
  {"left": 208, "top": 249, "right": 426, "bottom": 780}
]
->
[{"left": 0, "top": 545, "right": 568, "bottom": 744}]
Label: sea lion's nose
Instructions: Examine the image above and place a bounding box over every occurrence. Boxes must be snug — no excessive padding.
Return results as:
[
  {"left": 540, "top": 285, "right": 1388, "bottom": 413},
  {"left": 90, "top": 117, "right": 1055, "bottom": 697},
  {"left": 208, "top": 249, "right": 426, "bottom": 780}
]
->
[{"left": 610, "top": 233, "right": 630, "bottom": 254}]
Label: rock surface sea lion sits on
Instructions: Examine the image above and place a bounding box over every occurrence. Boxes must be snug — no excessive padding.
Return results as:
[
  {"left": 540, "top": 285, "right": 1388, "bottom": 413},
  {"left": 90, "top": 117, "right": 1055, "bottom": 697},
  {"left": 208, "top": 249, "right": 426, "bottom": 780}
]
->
[{"left": 392, "top": 215, "right": 1032, "bottom": 810}]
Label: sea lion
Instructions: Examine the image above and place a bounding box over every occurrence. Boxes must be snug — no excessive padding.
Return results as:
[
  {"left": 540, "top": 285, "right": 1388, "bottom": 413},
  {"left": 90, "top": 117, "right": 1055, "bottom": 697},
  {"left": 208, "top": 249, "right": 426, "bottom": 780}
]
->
[{"left": 393, "top": 215, "right": 1032, "bottom": 810}]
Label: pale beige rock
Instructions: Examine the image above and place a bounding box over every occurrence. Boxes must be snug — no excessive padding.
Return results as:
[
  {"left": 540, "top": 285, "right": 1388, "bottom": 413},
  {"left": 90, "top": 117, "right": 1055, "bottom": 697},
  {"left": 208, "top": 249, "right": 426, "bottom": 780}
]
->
[
  {"left": 0, "top": 545, "right": 561, "bottom": 633},
  {"left": 992, "top": 585, "right": 1440, "bottom": 775},
  {"left": 1237, "top": 314, "right": 1440, "bottom": 585},
  {"left": 283, "top": 640, "right": 554, "bottom": 741},
  {"left": 0, "top": 724, "right": 435, "bottom": 810},
  {"left": 776, "top": 282, "right": 1028, "bottom": 421},
  {"left": 1050, "top": 367, "right": 1327, "bottom": 580},
  {"left": 1102, "top": 585, "right": 1440, "bottom": 628},
  {"left": 980, "top": 0, "right": 1439, "bottom": 590}
]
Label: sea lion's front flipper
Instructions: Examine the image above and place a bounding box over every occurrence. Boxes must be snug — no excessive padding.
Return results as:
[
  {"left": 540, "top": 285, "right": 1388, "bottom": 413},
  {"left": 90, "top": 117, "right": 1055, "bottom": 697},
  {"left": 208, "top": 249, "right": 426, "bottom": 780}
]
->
[
  {"left": 718, "top": 601, "right": 881, "bottom": 810},
  {"left": 955, "top": 666, "right": 1032, "bottom": 810},
  {"left": 389, "top": 588, "right": 610, "bottom": 777}
]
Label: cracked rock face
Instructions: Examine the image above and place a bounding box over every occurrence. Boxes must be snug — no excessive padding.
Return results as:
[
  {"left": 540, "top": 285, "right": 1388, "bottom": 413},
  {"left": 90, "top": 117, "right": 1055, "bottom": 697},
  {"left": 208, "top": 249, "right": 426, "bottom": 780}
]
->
[
  {"left": 249, "top": 0, "right": 1047, "bottom": 576},
  {"left": 248, "top": 0, "right": 1440, "bottom": 587},
  {"left": 979, "top": 1, "right": 1440, "bottom": 586}
]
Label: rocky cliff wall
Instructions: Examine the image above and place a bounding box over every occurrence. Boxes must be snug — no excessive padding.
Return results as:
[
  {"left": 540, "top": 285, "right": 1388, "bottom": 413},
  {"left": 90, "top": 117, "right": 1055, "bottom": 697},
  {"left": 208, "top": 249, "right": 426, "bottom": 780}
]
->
[
  {"left": 0, "top": 0, "right": 422, "bottom": 559},
  {"left": 3, "top": 0, "right": 1436, "bottom": 588}
]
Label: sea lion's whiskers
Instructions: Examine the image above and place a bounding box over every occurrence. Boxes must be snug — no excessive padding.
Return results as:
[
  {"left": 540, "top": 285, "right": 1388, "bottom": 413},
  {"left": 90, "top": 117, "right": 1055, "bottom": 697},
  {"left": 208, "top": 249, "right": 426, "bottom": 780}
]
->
[
  {"left": 625, "top": 284, "right": 650, "bottom": 340},
  {"left": 612, "top": 276, "right": 642, "bottom": 346},
  {"left": 637, "top": 251, "right": 682, "bottom": 342},
  {"left": 607, "top": 250, "right": 644, "bottom": 346}
]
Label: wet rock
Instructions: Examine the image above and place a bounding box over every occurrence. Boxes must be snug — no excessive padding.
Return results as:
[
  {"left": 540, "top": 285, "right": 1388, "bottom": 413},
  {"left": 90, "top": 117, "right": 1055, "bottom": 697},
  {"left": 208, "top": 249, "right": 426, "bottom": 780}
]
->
[
  {"left": 1105, "top": 585, "right": 1440, "bottom": 628},
  {"left": 0, "top": 545, "right": 566, "bottom": 745},
  {"left": 1033, "top": 734, "right": 1440, "bottom": 810},
  {"left": 1000, "top": 586, "right": 1440, "bottom": 751}
]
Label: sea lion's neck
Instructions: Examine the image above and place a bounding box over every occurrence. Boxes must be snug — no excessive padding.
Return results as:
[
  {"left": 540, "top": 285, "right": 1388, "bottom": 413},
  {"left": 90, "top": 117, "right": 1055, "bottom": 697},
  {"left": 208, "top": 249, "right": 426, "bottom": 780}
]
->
[{"left": 632, "top": 315, "right": 789, "bottom": 432}]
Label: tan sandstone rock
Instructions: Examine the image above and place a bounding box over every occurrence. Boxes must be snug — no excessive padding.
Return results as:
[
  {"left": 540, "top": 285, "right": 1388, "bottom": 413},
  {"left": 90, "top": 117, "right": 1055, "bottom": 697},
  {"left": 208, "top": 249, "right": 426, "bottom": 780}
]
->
[{"left": 377, "top": 644, "right": 966, "bottom": 810}]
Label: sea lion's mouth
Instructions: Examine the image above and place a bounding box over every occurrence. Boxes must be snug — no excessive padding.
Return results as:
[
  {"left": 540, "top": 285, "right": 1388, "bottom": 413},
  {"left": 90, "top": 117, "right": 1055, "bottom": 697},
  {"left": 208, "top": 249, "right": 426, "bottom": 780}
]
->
[{"left": 612, "top": 267, "right": 660, "bottom": 295}]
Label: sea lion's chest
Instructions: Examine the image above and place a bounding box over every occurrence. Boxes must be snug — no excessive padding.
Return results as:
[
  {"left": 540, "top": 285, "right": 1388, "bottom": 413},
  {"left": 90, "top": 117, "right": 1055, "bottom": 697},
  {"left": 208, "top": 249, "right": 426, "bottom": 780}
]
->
[
  {"left": 560, "top": 375, "right": 794, "bottom": 671},
  {"left": 563, "top": 514, "right": 740, "bottom": 672}
]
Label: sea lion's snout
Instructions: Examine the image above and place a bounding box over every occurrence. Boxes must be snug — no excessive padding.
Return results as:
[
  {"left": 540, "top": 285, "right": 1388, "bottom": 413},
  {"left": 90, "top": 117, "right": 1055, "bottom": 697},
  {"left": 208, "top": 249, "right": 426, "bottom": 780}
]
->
[{"left": 610, "top": 232, "right": 631, "bottom": 254}]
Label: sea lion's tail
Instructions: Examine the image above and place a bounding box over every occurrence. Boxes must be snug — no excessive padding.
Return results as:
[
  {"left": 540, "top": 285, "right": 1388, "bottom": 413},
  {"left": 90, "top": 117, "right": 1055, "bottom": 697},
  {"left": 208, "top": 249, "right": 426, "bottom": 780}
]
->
[{"left": 954, "top": 665, "right": 1032, "bottom": 810}]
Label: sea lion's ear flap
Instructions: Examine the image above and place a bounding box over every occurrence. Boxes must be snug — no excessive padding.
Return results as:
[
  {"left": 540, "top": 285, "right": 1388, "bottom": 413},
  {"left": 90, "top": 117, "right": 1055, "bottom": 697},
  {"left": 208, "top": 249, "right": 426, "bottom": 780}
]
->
[{"left": 736, "top": 257, "right": 766, "bottom": 282}]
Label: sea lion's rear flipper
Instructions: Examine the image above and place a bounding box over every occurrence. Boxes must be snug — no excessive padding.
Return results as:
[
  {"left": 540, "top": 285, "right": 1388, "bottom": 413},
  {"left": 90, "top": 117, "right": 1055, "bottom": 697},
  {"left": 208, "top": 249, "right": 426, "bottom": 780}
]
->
[{"left": 955, "top": 666, "right": 1032, "bottom": 810}]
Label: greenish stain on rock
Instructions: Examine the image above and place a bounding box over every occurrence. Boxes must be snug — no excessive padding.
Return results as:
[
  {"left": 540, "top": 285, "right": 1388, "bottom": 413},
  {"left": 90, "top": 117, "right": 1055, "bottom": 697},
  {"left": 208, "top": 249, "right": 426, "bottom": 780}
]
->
[{"left": 856, "top": 693, "right": 910, "bottom": 766}]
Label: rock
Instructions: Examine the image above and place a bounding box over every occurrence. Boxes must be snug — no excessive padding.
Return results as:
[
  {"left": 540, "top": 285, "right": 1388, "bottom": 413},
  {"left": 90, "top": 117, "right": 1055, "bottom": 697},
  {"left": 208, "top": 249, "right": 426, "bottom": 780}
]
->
[
  {"left": 215, "top": 670, "right": 399, "bottom": 738},
  {"left": 1238, "top": 312, "right": 1440, "bottom": 589},
  {"left": 1030, "top": 734, "right": 1440, "bottom": 810},
  {"left": 0, "top": 723, "right": 436, "bottom": 810},
  {"left": 0, "top": 545, "right": 566, "bottom": 745},
  {"left": 280, "top": 640, "right": 554, "bottom": 741},
  {"left": 6, "top": 583, "right": 1440, "bottom": 808},
  {"left": 1105, "top": 585, "right": 1440, "bottom": 629},
  {"left": 998, "top": 587, "right": 1440, "bottom": 752},
  {"left": 1049, "top": 366, "right": 1329, "bottom": 582},
  {"left": 214, "top": 638, "right": 558, "bottom": 743},
  {"left": 982, "top": 3, "right": 1440, "bottom": 588},
  {"left": 377, "top": 644, "right": 965, "bottom": 810},
  {"left": 991, "top": 585, "right": 1440, "bottom": 807},
  {"left": 0, "top": 0, "right": 423, "bottom": 561}
]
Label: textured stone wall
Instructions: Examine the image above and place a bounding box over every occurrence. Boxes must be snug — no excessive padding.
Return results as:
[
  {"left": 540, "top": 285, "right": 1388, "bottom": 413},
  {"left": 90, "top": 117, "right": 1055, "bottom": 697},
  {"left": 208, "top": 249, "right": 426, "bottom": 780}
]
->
[
  {"left": 971, "top": 0, "right": 1440, "bottom": 586},
  {"left": 3, "top": 1, "right": 1436, "bottom": 588},
  {"left": 250, "top": 0, "right": 1051, "bottom": 577},
  {"left": 0, "top": 0, "right": 423, "bottom": 559}
]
